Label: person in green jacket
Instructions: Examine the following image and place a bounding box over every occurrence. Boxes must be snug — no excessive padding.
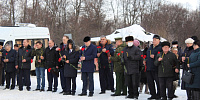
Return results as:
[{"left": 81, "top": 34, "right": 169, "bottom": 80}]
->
[
  {"left": 31, "top": 41, "right": 45, "bottom": 91},
  {"left": 110, "top": 37, "right": 127, "bottom": 96}
]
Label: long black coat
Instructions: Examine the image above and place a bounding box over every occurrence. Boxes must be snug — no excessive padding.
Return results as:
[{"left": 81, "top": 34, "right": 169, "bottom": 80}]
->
[
  {"left": 44, "top": 46, "right": 59, "bottom": 69},
  {"left": 123, "top": 45, "right": 141, "bottom": 75},
  {"left": 58, "top": 43, "right": 67, "bottom": 68},
  {"left": 2, "top": 49, "right": 16, "bottom": 72},
  {"left": 64, "top": 49, "right": 79, "bottom": 77},
  {"left": 181, "top": 46, "right": 194, "bottom": 90},
  {"left": 15, "top": 45, "right": 33, "bottom": 69}
]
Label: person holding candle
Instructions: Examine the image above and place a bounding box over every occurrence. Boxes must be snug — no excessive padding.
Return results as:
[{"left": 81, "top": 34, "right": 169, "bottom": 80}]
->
[
  {"left": 110, "top": 37, "right": 127, "bottom": 96},
  {"left": 154, "top": 41, "right": 180, "bottom": 100},
  {"left": 2, "top": 44, "right": 16, "bottom": 90},
  {"left": 32, "top": 41, "right": 45, "bottom": 91},
  {"left": 15, "top": 39, "right": 33, "bottom": 91},
  {"left": 145, "top": 35, "right": 162, "bottom": 99},
  {"left": 122, "top": 36, "right": 141, "bottom": 99},
  {"left": 186, "top": 40, "right": 200, "bottom": 100},
  {"left": 181, "top": 38, "right": 194, "bottom": 100}
]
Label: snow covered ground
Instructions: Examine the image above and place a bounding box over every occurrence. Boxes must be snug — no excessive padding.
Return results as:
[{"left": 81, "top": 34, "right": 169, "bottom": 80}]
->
[{"left": 0, "top": 72, "right": 187, "bottom": 100}]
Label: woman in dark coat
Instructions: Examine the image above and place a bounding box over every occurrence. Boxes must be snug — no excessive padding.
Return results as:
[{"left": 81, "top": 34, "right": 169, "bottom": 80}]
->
[
  {"left": 181, "top": 38, "right": 194, "bottom": 100},
  {"left": 186, "top": 40, "right": 200, "bottom": 100},
  {"left": 63, "top": 39, "right": 79, "bottom": 95}
]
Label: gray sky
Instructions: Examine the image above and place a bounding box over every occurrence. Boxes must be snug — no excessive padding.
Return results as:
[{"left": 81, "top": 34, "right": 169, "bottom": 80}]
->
[{"left": 169, "top": 0, "right": 198, "bottom": 10}]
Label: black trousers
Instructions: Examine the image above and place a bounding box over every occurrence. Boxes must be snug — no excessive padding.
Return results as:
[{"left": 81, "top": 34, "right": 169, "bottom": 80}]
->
[
  {"left": 125, "top": 73, "right": 139, "bottom": 97},
  {"left": 159, "top": 77, "right": 174, "bottom": 98},
  {"left": 47, "top": 70, "right": 58, "bottom": 90},
  {"left": 65, "top": 77, "right": 76, "bottom": 93},
  {"left": 99, "top": 67, "right": 114, "bottom": 92},
  {"left": 18, "top": 69, "right": 31, "bottom": 90},
  {"left": 146, "top": 71, "right": 160, "bottom": 97},
  {"left": 192, "top": 90, "right": 200, "bottom": 100},
  {"left": 5, "top": 72, "right": 15, "bottom": 89},
  {"left": 59, "top": 68, "right": 66, "bottom": 91}
]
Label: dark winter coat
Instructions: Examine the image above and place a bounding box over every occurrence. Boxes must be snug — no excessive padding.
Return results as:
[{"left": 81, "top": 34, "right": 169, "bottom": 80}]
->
[
  {"left": 186, "top": 48, "right": 200, "bottom": 89},
  {"left": 97, "top": 40, "right": 114, "bottom": 68},
  {"left": 31, "top": 48, "right": 45, "bottom": 68},
  {"left": 0, "top": 49, "right": 4, "bottom": 70},
  {"left": 2, "top": 49, "right": 16, "bottom": 72},
  {"left": 64, "top": 46, "right": 79, "bottom": 77},
  {"left": 110, "top": 43, "right": 126, "bottom": 73},
  {"left": 123, "top": 45, "right": 141, "bottom": 75},
  {"left": 154, "top": 51, "right": 180, "bottom": 78},
  {"left": 44, "top": 46, "right": 59, "bottom": 69},
  {"left": 182, "top": 46, "right": 194, "bottom": 71},
  {"left": 15, "top": 45, "right": 33, "bottom": 69},
  {"left": 181, "top": 46, "right": 194, "bottom": 90},
  {"left": 80, "top": 44, "right": 97, "bottom": 72},
  {"left": 146, "top": 43, "right": 162, "bottom": 71}
]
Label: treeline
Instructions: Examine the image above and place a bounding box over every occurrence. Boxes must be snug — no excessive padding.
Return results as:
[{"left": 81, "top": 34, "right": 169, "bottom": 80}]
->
[{"left": 0, "top": 0, "right": 199, "bottom": 47}]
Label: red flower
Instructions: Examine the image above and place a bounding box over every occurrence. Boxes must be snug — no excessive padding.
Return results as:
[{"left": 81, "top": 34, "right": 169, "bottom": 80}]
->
[
  {"left": 31, "top": 59, "right": 33, "bottom": 63},
  {"left": 48, "top": 68, "right": 51, "bottom": 72},
  {"left": 143, "top": 55, "right": 147, "bottom": 59},
  {"left": 105, "top": 50, "right": 109, "bottom": 53},
  {"left": 58, "top": 48, "right": 61, "bottom": 51},
  {"left": 117, "top": 53, "right": 120, "bottom": 56},
  {"left": 121, "top": 51, "right": 124, "bottom": 53},
  {"left": 6, "top": 53, "right": 8, "bottom": 55},
  {"left": 141, "top": 55, "right": 144, "bottom": 57},
  {"left": 58, "top": 58, "right": 62, "bottom": 62},
  {"left": 158, "top": 51, "right": 161, "bottom": 54},
  {"left": 26, "top": 50, "right": 28, "bottom": 52},
  {"left": 81, "top": 48, "right": 85, "bottom": 51},
  {"left": 97, "top": 46, "right": 101, "bottom": 49}
]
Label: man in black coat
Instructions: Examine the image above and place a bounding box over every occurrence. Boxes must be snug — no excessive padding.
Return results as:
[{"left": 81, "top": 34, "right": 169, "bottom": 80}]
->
[
  {"left": 2, "top": 45, "right": 16, "bottom": 90},
  {"left": 0, "top": 42, "right": 4, "bottom": 86},
  {"left": 123, "top": 36, "right": 141, "bottom": 99},
  {"left": 154, "top": 42, "right": 180, "bottom": 100},
  {"left": 97, "top": 35, "right": 114, "bottom": 94},
  {"left": 15, "top": 39, "right": 32, "bottom": 91},
  {"left": 42, "top": 40, "right": 59, "bottom": 92},
  {"left": 145, "top": 35, "right": 162, "bottom": 99},
  {"left": 56, "top": 35, "right": 69, "bottom": 94}
]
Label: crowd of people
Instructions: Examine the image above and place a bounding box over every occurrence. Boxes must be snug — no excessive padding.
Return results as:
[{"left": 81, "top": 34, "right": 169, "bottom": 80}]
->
[{"left": 0, "top": 34, "right": 200, "bottom": 100}]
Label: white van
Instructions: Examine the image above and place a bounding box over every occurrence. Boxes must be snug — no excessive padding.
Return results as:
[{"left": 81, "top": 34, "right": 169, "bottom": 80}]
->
[{"left": 0, "top": 24, "right": 50, "bottom": 75}]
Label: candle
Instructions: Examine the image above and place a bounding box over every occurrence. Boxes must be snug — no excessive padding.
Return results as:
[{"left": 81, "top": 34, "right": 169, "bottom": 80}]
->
[
  {"left": 150, "top": 50, "right": 151, "bottom": 55},
  {"left": 188, "top": 58, "right": 189, "bottom": 64}
]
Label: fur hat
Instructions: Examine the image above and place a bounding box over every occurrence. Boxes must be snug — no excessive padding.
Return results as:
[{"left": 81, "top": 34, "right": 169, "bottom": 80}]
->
[
  {"left": 133, "top": 40, "right": 140, "bottom": 47},
  {"left": 83, "top": 36, "right": 91, "bottom": 42},
  {"left": 185, "top": 38, "right": 194, "bottom": 44},
  {"left": 161, "top": 41, "right": 170, "bottom": 47},
  {"left": 125, "top": 36, "right": 134, "bottom": 42},
  {"left": 153, "top": 35, "right": 160, "bottom": 40},
  {"left": 172, "top": 41, "right": 178, "bottom": 45}
]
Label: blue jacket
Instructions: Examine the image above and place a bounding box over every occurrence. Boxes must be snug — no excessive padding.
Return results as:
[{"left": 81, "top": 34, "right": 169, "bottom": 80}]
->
[
  {"left": 80, "top": 44, "right": 97, "bottom": 72},
  {"left": 2, "top": 49, "right": 16, "bottom": 72},
  {"left": 146, "top": 43, "right": 162, "bottom": 71},
  {"left": 186, "top": 48, "right": 200, "bottom": 89}
]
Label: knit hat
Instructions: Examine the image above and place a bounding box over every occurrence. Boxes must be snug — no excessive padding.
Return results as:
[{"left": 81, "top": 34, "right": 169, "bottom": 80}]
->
[
  {"left": 185, "top": 38, "right": 194, "bottom": 44},
  {"left": 133, "top": 40, "right": 140, "bottom": 47},
  {"left": 191, "top": 36, "right": 199, "bottom": 42},
  {"left": 194, "top": 40, "right": 200, "bottom": 47}
]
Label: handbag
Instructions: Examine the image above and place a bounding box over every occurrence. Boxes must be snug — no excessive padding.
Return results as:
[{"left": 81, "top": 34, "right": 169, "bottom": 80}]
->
[{"left": 181, "top": 70, "right": 194, "bottom": 84}]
